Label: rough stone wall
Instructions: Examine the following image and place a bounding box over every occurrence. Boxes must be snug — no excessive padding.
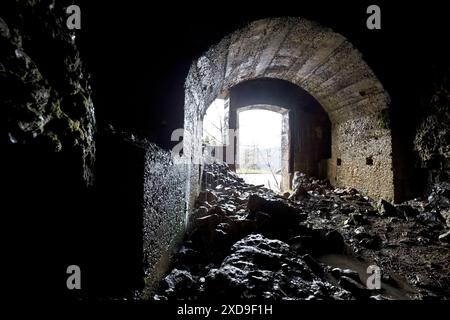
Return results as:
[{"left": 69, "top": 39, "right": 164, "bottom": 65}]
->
[
  {"left": 184, "top": 17, "right": 393, "bottom": 202},
  {"left": 143, "top": 144, "right": 187, "bottom": 294},
  {"left": 1, "top": 1, "right": 96, "bottom": 297},
  {"left": 184, "top": 69, "right": 206, "bottom": 213},
  {"left": 1, "top": 0, "right": 95, "bottom": 185},
  {"left": 87, "top": 128, "right": 188, "bottom": 297},
  {"left": 414, "top": 67, "right": 450, "bottom": 187},
  {"left": 328, "top": 115, "right": 394, "bottom": 201}
]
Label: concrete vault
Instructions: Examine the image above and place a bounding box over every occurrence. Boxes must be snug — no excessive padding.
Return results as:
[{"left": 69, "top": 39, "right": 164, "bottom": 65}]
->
[{"left": 184, "top": 17, "right": 393, "bottom": 210}]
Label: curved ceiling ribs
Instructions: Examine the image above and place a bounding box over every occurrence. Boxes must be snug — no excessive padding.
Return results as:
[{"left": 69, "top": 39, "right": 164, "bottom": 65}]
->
[{"left": 189, "top": 17, "right": 389, "bottom": 123}]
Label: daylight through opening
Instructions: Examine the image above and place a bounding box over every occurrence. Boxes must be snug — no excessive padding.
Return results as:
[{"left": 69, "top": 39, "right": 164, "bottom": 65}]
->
[
  {"left": 202, "top": 98, "right": 226, "bottom": 146},
  {"left": 237, "top": 109, "right": 283, "bottom": 192}
]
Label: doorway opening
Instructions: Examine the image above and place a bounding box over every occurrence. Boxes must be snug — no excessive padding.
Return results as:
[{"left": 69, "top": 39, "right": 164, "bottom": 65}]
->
[{"left": 236, "top": 106, "right": 289, "bottom": 192}]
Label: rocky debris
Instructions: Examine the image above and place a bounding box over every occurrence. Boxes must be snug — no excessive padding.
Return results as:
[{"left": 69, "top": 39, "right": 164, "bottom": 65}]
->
[
  {"left": 345, "top": 211, "right": 369, "bottom": 226},
  {"left": 392, "top": 183, "right": 450, "bottom": 231},
  {"left": 426, "top": 181, "right": 450, "bottom": 227},
  {"left": 201, "top": 161, "right": 245, "bottom": 189},
  {"left": 338, "top": 276, "right": 372, "bottom": 299},
  {"left": 377, "top": 199, "right": 403, "bottom": 218},
  {"left": 302, "top": 254, "right": 324, "bottom": 277},
  {"left": 175, "top": 246, "right": 203, "bottom": 268},
  {"left": 197, "top": 190, "right": 218, "bottom": 204},
  {"left": 153, "top": 161, "right": 450, "bottom": 300},
  {"left": 247, "top": 194, "right": 307, "bottom": 239},
  {"left": 396, "top": 203, "right": 420, "bottom": 219},
  {"left": 157, "top": 234, "right": 352, "bottom": 300},
  {"left": 156, "top": 269, "right": 199, "bottom": 300},
  {"left": 321, "top": 229, "right": 346, "bottom": 253},
  {"left": 377, "top": 199, "right": 396, "bottom": 216},
  {"left": 331, "top": 268, "right": 360, "bottom": 282},
  {"left": 442, "top": 210, "right": 450, "bottom": 228},
  {"left": 439, "top": 230, "right": 450, "bottom": 243},
  {"left": 288, "top": 185, "right": 309, "bottom": 201},
  {"left": 292, "top": 172, "right": 331, "bottom": 193},
  {"left": 427, "top": 181, "right": 450, "bottom": 205},
  {"left": 204, "top": 234, "right": 351, "bottom": 300}
]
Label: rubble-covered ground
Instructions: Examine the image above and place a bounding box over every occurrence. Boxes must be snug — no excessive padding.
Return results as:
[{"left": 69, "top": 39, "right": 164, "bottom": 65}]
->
[{"left": 154, "top": 162, "right": 450, "bottom": 300}]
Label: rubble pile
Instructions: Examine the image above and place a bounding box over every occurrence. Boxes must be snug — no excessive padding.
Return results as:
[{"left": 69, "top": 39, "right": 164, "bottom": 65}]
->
[{"left": 154, "top": 162, "right": 450, "bottom": 300}]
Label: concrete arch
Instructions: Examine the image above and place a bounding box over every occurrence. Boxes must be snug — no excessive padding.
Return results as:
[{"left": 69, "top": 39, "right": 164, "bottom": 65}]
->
[{"left": 184, "top": 17, "right": 394, "bottom": 209}]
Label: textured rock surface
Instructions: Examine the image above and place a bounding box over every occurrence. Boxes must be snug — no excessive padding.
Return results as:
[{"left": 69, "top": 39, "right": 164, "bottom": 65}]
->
[
  {"left": 1, "top": 1, "right": 95, "bottom": 185},
  {"left": 143, "top": 142, "right": 188, "bottom": 294},
  {"left": 204, "top": 234, "right": 351, "bottom": 300},
  {"left": 414, "top": 68, "right": 450, "bottom": 186},
  {"left": 328, "top": 115, "right": 394, "bottom": 201},
  {"left": 2, "top": 0, "right": 97, "bottom": 298},
  {"left": 158, "top": 233, "right": 352, "bottom": 300},
  {"left": 184, "top": 17, "right": 393, "bottom": 203}
]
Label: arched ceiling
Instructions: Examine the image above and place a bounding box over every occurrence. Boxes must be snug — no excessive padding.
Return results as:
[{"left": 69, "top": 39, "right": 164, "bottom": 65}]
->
[{"left": 185, "top": 17, "right": 390, "bottom": 123}]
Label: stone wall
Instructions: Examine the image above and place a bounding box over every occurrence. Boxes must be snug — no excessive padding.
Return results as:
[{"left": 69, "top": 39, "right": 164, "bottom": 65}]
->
[
  {"left": 143, "top": 144, "right": 187, "bottom": 295},
  {"left": 2, "top": 0, "right": 97, "bottom": 297},
  {"left": 328, "top": 115, "right": 394, "bottom": 201},
  {"left": 1, "top": 0, "right": 95, "bottom": 185},
  {"left": 93, "top": 129, "right": 188, "bottom": 297},
  {"left": 414, "top": 67, "right": 450, "bottom": 189},
  {"left": 2, "top": 1, "right": 188, "bottom": 297}
]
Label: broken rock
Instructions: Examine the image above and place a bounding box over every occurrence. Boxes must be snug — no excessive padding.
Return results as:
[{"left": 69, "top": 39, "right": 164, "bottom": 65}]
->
[
  {"left": 198, "top": 190, "right": 218, "bottom": 204},
  {"left": 339, "top": 276, "right": 371, "bottom": 299},
  {"left": 204, "top": 234, "right": 350, "bottom": 300},
  {"left": 377, "top": 199, "right": 399, "bottom": 217},
  {"left": 248, "top": 194, "right": 307, "bottom": 222},
  {"left": 438, "top": 230, "right": 450, "bottom": 243}
]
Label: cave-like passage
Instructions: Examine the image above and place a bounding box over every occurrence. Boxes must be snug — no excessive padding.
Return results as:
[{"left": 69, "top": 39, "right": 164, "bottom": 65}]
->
[{"left": 237, "top": 109, "right": 284, "bottom": 192}]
